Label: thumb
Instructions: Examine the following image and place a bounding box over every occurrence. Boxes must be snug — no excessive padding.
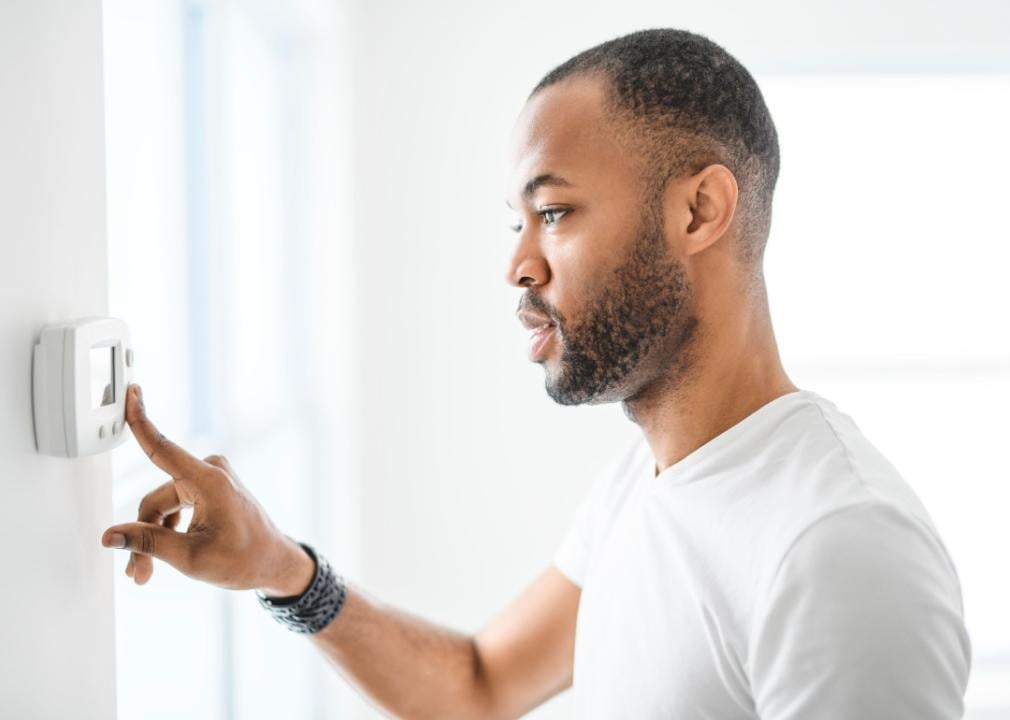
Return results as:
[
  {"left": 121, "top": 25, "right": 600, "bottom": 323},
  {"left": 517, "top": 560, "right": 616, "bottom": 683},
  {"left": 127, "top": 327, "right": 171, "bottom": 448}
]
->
[{"left": 102, "top": 522, "right": 193, "bottom": 571}]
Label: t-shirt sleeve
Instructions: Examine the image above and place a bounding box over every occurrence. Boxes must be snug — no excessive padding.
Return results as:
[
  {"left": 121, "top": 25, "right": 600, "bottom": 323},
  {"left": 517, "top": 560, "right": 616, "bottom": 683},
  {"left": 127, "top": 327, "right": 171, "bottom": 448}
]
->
[
  {"left": 553, "top": 439, "right": 641, "bottom": 587},
  {"left": 748, "top": 501, "right": 972, "bottom": 720}
]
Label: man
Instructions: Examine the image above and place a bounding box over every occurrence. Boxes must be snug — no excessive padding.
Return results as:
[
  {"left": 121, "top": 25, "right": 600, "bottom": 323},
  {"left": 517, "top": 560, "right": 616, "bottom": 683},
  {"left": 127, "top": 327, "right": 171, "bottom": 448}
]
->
[{"left": 102, "top": 28, "right": 971, "bottom": 719}]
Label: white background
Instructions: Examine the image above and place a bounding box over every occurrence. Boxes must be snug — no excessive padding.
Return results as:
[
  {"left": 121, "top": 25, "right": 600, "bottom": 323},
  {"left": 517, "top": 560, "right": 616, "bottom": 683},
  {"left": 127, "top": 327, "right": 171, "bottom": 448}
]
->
[{"left": 103, "top": 1, "right": 1010, "bottom": 718}]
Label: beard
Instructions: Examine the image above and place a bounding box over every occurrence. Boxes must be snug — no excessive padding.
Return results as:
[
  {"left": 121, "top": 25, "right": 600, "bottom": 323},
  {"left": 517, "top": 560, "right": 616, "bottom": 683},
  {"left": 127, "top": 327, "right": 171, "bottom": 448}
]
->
[{"left": 521, "top": 201, "right": 699, "bottom": 406}]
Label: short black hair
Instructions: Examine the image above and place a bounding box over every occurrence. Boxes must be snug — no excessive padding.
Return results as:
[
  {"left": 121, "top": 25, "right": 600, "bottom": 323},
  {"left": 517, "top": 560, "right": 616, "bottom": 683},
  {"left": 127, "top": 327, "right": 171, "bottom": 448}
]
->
[{"left": 531, "top": 28, "right": 780, "bottom": 269}]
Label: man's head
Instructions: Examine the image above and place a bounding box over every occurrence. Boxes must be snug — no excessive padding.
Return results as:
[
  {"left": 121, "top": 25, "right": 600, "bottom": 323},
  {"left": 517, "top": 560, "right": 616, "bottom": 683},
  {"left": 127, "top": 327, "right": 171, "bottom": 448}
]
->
[{"left": 505, "top": 29, "right": 780, "bottom": 407}]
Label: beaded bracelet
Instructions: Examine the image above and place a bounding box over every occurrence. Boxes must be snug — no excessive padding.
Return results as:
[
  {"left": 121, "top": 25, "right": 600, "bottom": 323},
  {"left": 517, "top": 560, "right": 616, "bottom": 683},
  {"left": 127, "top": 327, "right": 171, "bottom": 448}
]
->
[{"left": 256, "top": 542, "right": 347, "bottom": 634}]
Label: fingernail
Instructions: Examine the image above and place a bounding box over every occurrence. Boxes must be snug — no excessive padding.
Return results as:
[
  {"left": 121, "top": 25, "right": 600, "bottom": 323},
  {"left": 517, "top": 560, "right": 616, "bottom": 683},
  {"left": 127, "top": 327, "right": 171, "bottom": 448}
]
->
[{"left": 105, "top": 533, "right": 126, "bottom": 549}]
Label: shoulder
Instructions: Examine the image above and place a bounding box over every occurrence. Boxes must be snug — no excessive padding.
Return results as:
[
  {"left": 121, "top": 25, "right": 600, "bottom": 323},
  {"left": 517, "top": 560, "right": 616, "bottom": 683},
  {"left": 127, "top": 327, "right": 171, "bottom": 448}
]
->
[
  {"left": 552, "top": 435, "right": 648, "bottom": 586},
  {"left": 581, "top": 434, "right": 650, "bottom": 508},
  {"left": 735, "top": 392, "right": 949, "bottom": 596},
  {"left": 747, "top": 500, "right": 971, "bottom": 719},
  {"left": 764, "top": 500, "right": 964, "bottom": 614}
]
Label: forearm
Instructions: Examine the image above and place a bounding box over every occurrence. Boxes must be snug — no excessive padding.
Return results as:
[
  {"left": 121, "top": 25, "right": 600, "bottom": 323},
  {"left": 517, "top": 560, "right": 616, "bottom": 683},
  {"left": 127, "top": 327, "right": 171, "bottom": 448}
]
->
[{"left": 309, "top": 584, "right": 497, "bottom": 720}]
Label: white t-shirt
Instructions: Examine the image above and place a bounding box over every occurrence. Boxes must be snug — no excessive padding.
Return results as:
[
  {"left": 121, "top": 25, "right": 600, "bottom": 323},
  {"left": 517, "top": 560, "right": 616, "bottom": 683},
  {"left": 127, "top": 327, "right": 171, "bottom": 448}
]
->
[{"left": 553, "top": 389, "right": 971, "bottom": 719}]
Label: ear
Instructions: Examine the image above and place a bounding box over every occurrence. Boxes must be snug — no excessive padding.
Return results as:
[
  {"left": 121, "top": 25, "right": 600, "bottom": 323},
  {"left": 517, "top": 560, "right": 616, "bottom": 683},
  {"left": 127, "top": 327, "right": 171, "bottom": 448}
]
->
[{"left": 665, "top": 163, "right": 738, "bottom": 257}]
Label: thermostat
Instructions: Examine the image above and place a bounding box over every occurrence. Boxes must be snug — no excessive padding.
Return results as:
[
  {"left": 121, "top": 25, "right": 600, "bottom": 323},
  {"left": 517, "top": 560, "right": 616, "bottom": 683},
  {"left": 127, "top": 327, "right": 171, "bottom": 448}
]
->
[{"left": 32, "top": 317, "right": 135, "bottom": 457}]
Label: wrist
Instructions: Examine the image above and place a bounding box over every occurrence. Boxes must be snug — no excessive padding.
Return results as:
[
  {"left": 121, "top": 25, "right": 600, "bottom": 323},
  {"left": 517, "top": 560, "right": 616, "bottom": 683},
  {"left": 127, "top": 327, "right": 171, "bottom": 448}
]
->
[
  {"left": 259, "top": 537, "right": 315, "bottom": 598},
  {"left": 256, "top": 542, "right": 348, "bottom": 634}
]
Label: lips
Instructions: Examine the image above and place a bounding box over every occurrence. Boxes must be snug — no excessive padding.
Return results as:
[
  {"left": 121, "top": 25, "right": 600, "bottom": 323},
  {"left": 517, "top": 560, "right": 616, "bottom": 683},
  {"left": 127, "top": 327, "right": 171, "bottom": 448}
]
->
[
  {"left": 528, "top": 324, "right": 556, "bottom": 360},
  {"left": 516, "top": 309, "right": 556, "bottom": 332},
  {"left": 517, "top": 309, "right": 558, "bottom": 361}
]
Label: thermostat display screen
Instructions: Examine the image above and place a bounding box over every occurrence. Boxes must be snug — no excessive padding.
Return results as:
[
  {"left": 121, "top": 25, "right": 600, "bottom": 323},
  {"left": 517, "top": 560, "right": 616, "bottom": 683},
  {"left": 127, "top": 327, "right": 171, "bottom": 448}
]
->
[{"left": 90, "top": 346, "right": 115, "bottom": 408}]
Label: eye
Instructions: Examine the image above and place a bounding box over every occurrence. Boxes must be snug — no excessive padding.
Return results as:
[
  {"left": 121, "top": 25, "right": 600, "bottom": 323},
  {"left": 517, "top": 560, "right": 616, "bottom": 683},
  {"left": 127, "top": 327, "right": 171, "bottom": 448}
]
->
[
  {"left": 539, "top": 207, "right": 569, "bottom": 226},
  {"left": 508, "top": 207, "right": 570, "bottom": 233}
]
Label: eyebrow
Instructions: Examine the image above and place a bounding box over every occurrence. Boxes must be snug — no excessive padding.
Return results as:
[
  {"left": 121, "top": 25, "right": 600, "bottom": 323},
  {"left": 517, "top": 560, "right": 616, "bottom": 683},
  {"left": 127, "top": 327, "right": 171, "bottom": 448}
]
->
[{"left": 505, "top": 173, "right": 573, "bottom": 208}]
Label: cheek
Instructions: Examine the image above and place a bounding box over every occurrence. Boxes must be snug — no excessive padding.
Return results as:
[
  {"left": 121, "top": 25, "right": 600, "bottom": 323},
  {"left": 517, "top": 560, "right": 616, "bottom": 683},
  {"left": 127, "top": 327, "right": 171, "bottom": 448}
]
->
[
  {"left": 545, "top": 243, "right": 616, "bottom": 327},
  {"left": 542, "top": 202, "right": 637, "bottom": 319}
]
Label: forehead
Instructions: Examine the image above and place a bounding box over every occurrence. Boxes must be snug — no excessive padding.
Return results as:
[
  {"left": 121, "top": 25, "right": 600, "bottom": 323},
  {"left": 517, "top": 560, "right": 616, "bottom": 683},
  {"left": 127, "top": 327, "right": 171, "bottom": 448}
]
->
[{"left": 507, "top": 75, "right": 641, "bottom": 203}]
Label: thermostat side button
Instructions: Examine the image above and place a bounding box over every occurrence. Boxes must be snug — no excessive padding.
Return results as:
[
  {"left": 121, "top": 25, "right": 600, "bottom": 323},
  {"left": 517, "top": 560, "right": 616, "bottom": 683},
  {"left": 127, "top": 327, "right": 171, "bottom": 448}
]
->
[
  {"left": 125, "top": 348, "right": 134, "bottom": 368},
  {"left": 98, "top": 425, "right": 106, "bottom": 440}
]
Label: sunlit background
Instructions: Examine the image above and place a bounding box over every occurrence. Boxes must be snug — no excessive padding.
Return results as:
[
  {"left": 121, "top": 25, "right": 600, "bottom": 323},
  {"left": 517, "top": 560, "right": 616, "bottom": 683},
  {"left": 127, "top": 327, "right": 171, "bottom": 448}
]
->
[{"left": 103, "top": 1, "right": 1009, "bottom": 718}]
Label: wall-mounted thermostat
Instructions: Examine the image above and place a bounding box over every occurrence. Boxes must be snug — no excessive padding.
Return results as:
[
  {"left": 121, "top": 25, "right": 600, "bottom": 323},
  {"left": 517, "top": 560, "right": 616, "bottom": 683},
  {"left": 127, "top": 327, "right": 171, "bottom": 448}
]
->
[{"left": 32, "top": 317, "right": 135, "bottom": 458}]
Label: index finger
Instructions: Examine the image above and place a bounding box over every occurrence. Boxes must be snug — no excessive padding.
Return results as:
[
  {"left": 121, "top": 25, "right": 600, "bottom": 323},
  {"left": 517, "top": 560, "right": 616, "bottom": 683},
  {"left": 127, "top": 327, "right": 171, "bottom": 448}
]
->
[{"left": 125, "top": 384, "right": 207, "bottom": 478}]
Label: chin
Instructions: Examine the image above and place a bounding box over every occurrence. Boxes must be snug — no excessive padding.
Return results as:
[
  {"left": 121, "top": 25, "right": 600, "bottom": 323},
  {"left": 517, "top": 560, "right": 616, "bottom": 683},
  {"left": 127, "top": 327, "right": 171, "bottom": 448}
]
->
[
  {"left": 543, "top": 359, "right": 652, "bottom": 407},
  {"left": 545, "top": 385, "right": 625, "bottom": 407},
  {"left": 543, "top": 373, "right": 630, "bottom": 407}
]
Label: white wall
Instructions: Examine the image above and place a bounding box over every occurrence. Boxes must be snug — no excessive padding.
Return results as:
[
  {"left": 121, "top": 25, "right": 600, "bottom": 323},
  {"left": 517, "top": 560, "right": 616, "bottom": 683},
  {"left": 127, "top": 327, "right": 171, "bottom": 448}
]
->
[{"left": 0, "top": 1, "right": 117, "bottom": 717}]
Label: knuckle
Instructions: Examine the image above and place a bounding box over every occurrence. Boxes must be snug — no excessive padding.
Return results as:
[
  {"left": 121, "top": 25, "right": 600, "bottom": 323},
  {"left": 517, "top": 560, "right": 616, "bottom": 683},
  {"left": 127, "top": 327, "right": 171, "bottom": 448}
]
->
[
  {"left": 204, "top": 454, "right": 226, "bottom": 468},
  {"left": 140, "top": 527, "right": 155, "bottom": 556},
  {"left": 205, "top": 465, "right": 232, "bottom": 485},
  {"left": 149, "top": 431, "right": 172, "bottom": 461}
]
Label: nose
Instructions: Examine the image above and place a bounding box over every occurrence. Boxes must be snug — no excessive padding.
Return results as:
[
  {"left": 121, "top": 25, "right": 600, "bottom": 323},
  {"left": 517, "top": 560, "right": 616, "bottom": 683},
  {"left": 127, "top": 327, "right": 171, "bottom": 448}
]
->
[{"left": 504, "top": 234, "right": 550, "bottom": 288}]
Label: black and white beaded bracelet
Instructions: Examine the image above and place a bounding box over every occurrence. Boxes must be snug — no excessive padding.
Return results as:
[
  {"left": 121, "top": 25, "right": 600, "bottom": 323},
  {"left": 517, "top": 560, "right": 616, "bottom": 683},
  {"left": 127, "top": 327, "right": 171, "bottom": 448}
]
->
[{"left": 256, "top": 542, "right": 347, "bottom": 634}]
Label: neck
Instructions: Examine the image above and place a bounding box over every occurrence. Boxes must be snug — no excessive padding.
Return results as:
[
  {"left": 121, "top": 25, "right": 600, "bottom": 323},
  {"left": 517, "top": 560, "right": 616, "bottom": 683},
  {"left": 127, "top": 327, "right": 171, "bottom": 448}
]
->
[{"left": 622, "top": 283, "right": 797, "bottom": 475}]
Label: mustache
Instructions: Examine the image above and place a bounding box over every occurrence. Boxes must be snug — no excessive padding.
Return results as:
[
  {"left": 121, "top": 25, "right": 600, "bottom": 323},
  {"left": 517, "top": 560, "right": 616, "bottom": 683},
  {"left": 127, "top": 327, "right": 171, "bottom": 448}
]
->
[{"left": 517, "top": 291, "right": 562, "bottom": 327}]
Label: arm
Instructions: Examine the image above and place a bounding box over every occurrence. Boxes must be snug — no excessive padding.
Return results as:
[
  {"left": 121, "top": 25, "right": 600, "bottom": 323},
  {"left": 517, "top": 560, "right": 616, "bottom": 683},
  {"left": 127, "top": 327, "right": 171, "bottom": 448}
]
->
[
  {"left": 309, "top": 565, "right": 579, "bottom": 719},
  {"left": 101, "top": 384, "right": 580, "bottom": 719}
]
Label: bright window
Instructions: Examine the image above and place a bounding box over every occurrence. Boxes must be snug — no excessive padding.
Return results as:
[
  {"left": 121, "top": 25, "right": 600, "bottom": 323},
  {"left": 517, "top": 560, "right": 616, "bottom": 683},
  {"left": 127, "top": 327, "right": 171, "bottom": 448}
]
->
[{"left": 104, "top": 1, "right": 341, "bottom": 717}]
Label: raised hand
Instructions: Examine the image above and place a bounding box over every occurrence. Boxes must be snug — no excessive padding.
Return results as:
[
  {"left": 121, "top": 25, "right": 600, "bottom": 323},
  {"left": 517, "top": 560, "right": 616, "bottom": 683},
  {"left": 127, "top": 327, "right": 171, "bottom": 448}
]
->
[{"left": 101, "top": 385, "right": 314, "bottom": 597}]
